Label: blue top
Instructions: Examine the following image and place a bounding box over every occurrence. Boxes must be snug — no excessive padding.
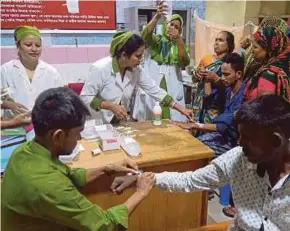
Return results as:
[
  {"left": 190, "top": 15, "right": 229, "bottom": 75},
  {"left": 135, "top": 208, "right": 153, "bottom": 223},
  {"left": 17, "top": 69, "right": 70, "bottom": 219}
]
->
[{"left": 213, "top": 81, "right": 246, "bottom": 144}]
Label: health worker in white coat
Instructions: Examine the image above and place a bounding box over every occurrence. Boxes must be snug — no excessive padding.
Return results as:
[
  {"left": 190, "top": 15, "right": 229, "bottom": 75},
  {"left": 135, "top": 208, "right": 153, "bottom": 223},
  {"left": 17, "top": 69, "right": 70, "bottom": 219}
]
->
[
  {"left": 134, "top": 2, "right": 191, "bottom": 122},
  {"left": 81, "top": 31, "right": 193, "bottom": 124},
  {"left": 1, "top": 26, "right": 63, "bottom": 112}
]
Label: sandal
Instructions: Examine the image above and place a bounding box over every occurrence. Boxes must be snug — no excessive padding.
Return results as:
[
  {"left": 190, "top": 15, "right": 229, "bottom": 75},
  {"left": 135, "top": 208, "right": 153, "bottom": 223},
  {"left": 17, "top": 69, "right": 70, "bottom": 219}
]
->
[{"left": 222, "top": 206, "right": 236, "bottom": 218}]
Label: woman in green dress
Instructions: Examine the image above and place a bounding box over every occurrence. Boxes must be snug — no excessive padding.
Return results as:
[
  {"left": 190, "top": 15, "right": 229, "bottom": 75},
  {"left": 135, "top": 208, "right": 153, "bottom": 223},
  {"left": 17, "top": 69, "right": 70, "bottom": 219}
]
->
[{"left": 132, "top": 2, "right": 191, "bottom": 122}]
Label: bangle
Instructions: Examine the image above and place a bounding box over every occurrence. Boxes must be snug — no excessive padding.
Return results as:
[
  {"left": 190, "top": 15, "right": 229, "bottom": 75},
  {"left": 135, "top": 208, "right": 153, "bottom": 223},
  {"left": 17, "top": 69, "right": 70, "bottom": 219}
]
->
[{"left": 171, "top": 101, "right": 176, "bottom": 108}]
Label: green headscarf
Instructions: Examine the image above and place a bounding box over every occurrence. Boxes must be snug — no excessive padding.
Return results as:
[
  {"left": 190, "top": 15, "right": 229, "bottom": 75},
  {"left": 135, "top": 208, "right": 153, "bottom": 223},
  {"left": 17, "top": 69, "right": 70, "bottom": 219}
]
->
[
  {"left": 141, "top": 14, "right": 189, "bottom": 66},
  {"left": 109, "top": 30, "right": 134, "bottom": 56},
  {"left": 162, "top": 14, "right": 184, "bottom": 36},
  {"left": 14, "top": 26, "right": 41, "bottom": 42}
]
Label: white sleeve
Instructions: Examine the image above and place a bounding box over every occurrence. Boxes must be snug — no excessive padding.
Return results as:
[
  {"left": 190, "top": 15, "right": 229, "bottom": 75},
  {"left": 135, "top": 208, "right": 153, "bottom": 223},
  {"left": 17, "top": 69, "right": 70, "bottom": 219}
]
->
[
  {"left": 155, "top": 147, "right": 242, "bottom": 192},
  {"left": 1, "top": 66, "right": 9, "bottom": 89},
  {"left": 53, "top": 69, "right": 64, "bottom": 87},
  {"left": 137, "top": 67, "right": 168, "bottom": 102},
  {"left": 80, "top": 65, "right": 103, "bottom": 107}
]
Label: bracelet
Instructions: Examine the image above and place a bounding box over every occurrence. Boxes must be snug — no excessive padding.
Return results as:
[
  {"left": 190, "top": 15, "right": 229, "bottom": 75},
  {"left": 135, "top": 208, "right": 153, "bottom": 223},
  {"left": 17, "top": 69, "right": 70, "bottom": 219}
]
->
[{"left": 171, "top": 101, "right": 176, "bottom": 108}]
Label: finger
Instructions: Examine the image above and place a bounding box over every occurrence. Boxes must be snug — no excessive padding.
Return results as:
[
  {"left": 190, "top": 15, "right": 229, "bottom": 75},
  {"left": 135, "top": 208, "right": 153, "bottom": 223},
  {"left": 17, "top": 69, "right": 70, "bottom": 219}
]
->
[
  {"left": 158, "top": 0, "right": 164, "bottom": 5},
  {"left": 18, "top": 104, "right": 28, "bottom": 110},
  {"left": 120, "top": 106, "right": 127, "bottom": 114},
  {"left": 120, "top": 166, "right": 138, "bottom": 175},
  {"left": 115, "top": 182, "right": 129, "bottom": 194},
  {"left": 124, "top": 159, "right": 138, "bottom": 170},
  {"left": 110, "top": 179, "right": 122, "bottom": 191},
  {"left": 116, "top": 114, "right": 123, "bottom": 120},
  {"left": 186, "top": 113, "right": 193, "bottom": 120},
  {"left": 19, "top": 108, "right": 28, "bottom": 113}
]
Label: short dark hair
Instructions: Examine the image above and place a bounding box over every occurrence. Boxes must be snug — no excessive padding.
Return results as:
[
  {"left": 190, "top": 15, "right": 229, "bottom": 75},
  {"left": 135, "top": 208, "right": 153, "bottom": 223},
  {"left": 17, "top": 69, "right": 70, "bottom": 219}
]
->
[
  {"left": 114, "top": 34, "right": 145, "bottom": 58},
  {"left": 32, "top": 87, "right": 91, "bottom": 136},
  {"left": 223, "top": 53, "right": 245, "bottom": 73},
  {"left": 235, "top": 95, "right": 290, "bottom": 137},
  {"left": 221, "top": 31, "right": 235, "bottom": 53}
]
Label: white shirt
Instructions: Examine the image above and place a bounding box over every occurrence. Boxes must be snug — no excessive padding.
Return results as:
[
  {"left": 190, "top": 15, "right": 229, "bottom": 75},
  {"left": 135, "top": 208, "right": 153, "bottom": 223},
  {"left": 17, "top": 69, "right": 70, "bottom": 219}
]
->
[
  {"left": 1, "top": 59, "right": 63, "bottom": 110},
  {"left": 155, "top": 147, "right": 290, "bottom": 231},
  {"left": 81, "top": 56, "right": 168, "bottom": 124},
  {"left": 133, "top": 50, "right": 186, "bottom": 121}
]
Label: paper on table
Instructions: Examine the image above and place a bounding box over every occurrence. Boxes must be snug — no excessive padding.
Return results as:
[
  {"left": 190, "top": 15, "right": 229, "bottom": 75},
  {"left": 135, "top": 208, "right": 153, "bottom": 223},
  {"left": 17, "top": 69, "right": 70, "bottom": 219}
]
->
[{"left": 59, "top": 144, "right": 85, "bottom": 163}]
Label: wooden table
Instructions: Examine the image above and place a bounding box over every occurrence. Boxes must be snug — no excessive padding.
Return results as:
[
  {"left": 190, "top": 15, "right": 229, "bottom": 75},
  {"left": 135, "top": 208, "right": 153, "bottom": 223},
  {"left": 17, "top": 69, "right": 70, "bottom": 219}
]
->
[{"left": 70, "top": 121, "right": 214, "bottom": 231}]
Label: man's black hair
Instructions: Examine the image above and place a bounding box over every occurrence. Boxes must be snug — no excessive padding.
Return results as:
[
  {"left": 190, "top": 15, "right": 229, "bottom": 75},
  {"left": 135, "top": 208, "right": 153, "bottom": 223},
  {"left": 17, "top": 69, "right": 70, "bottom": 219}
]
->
[
  {"left": 235, "top": 95, "right": 290, "bottom": 137},
  {"left": 32, "top": 87, "right": 91, "bottom": 136},
  {"left": 223, "top": 53, "right": 245, "bottom": 73}
]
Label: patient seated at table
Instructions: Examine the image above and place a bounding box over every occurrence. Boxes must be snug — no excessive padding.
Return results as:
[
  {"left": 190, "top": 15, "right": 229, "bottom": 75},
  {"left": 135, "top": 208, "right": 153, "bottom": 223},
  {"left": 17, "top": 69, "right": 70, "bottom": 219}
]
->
[
  {"left": 174, "top": 53, "right": 245, "bottom": 156},
  {"left": 1, "top": 87, "right": 154, "bottom": 231}
]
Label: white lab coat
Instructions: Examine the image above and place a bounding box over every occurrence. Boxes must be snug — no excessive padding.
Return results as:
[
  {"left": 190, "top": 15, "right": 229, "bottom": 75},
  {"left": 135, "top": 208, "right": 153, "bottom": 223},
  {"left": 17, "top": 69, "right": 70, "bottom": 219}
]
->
[
  {"left": 80, "top": 56, "right": 169, "bottom": 124},
  {"left": 1, "top": 59, "right": 63, "bottom": 111},
  {"left": 134, "top": 52, "right": 186, "bottom": 121}
]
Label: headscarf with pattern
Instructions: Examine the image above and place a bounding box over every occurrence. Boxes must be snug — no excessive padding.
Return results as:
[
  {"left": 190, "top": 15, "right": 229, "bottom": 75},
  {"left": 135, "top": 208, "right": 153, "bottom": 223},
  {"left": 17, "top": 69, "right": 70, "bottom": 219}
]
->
[{"left": 246, "top": 26, "right": 290, "bottom": 102}]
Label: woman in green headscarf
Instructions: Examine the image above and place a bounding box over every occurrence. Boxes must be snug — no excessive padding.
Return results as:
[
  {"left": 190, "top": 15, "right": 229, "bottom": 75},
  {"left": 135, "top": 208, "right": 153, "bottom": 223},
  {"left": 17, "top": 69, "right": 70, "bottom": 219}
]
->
[
  {"left": 133, "top": 2, "right": 191, "bottom": 122},
  {"left": 1, "top": 25, "right": 63, "bottom": 113},
  {"left": 81, "top": 31, "right": 192, "bottom": 124}
]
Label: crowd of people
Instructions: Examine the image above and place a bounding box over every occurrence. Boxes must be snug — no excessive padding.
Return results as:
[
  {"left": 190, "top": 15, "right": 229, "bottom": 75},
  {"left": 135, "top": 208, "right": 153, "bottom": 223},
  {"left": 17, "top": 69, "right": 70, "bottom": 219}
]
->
[{"left": 1, "top": 1, "right": 290, "bottom": 230}]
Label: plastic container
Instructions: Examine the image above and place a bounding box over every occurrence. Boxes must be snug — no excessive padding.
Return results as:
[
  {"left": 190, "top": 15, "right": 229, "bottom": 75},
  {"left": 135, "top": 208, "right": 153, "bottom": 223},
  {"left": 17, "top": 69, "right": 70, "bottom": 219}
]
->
[
  {"left": 121, "top": 137, "right": 141, "bottom": 157},
  {"left": 156, "top": 0, "right": 172, "bottom": 21},
  {"left": 153, "top": 102, "right": 162, "bottom": 126},
  {"left": 163, "top": 0, "right": 172, "bottom": 21},
  {"left": 219, "top": 184, "right": 231, "bottom": 206}
]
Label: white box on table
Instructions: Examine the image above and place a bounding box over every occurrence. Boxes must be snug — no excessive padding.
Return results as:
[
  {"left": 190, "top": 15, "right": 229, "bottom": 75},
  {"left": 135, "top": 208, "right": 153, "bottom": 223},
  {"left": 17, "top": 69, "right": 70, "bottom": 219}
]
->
[{"left": 98, "top": 130, "right": 120, "bottom": 151}]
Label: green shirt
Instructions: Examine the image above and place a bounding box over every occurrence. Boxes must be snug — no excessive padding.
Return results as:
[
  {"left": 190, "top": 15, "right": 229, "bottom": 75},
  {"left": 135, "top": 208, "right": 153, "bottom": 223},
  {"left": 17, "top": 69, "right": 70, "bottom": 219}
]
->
[
  {"left": 1, "top": 141, "right": 128, "bottom": 231},
  {"left": 141, "top": 24, "right": 190, "bottom": 67}
]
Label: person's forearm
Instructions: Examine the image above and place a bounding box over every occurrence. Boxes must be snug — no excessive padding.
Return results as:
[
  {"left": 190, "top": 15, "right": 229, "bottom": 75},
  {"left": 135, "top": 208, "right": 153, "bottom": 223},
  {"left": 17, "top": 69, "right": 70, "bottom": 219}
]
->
[
  {"left": 1, "top": 120, "right": 18, "bottom": 129},
  {"left": 204, "top": 82, "right": 212, "bottom": 96},
  {"left": 176, "top": 38, "right": 189, "bottom": 66},
  {"left": 100, "top": 101, "right": 114, "bottom": 111},
  {"left": 195, "top": 123, "right": 217, "bottom": 132},
  {"left": 171, "top": 102, "right": 185, "bottom": 115},
  {"left": 123, "top": 191, "right": 147, "bottom": 214},
  {"left": 86, "top": 166, "right": 108, "bottom": 184},
  {"left": 146, "top": 13, "right": 161, "bottom": 34}
]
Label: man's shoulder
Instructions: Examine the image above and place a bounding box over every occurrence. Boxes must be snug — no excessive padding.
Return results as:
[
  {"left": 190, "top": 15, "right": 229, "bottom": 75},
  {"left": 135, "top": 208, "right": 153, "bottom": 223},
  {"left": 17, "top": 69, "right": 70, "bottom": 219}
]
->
[{"left": 212, "top": 146, "right": 244, "bottom": 168}]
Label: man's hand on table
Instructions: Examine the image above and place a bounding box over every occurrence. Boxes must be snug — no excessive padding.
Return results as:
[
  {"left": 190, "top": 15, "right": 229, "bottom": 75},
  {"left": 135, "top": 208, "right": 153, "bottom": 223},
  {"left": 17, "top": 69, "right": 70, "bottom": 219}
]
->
[
  {"left": 104, "top": 159, "right": 139, "bottom": 175},
  {"left": 111, "top": 172, "right": 155, "bottom": 195},
  {"left": 171, "top": 121, "right": 196, "bottom": 130},
  {"left": 86, "top": 159, "right": 139, "bottom": 183}
]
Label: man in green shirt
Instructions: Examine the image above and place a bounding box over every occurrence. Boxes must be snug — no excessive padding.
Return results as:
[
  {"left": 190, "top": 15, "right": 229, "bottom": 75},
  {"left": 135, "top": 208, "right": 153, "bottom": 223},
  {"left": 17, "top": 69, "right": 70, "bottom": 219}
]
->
[{"left": 1, "top": 87, "right": 154, "bottom": 231}]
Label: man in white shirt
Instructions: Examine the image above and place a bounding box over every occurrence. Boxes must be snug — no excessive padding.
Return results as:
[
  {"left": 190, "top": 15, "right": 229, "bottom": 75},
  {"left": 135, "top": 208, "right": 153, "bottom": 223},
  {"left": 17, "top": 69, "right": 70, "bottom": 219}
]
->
[{"left": 111, "top": 95, "right": 290, "bottom": 231}]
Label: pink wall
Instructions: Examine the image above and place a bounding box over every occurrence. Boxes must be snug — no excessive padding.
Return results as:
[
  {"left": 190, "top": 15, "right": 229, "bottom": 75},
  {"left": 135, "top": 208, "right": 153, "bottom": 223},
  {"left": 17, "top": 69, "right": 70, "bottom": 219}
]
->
[
  {"left": 1, "top": 46, "right": 110, "bottom": 65},
  {"left": 1, "top": 45, "right": 194, "bottom": 65}
]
